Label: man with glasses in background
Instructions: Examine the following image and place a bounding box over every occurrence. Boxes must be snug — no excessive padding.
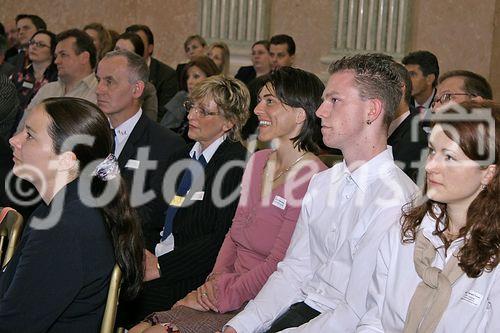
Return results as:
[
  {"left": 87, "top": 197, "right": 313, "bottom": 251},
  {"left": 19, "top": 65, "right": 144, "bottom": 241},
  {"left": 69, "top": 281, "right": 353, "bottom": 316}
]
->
[{"left": 433, "top": 70, "right": 493, "bottom": 108}]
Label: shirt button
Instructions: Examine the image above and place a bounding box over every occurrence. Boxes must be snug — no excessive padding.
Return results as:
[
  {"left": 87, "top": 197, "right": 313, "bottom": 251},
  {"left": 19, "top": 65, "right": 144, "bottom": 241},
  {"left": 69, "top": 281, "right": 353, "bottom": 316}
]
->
[{"left": 345, "top": 194, "right": 350, "bottom": 199}]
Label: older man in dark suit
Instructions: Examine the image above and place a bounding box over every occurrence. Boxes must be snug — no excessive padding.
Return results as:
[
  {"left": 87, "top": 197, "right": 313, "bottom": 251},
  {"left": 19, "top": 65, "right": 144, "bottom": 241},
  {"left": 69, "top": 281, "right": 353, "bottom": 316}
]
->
[{"left": 96, "top": 49, "right": 185, "bottom": 252}]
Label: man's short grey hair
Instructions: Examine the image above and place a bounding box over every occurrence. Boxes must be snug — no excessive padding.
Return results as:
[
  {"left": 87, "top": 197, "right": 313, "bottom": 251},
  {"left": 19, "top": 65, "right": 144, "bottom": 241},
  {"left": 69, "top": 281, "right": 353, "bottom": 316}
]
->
[{"left": 103, "top": 49, "right": 149, "bottom": 84}]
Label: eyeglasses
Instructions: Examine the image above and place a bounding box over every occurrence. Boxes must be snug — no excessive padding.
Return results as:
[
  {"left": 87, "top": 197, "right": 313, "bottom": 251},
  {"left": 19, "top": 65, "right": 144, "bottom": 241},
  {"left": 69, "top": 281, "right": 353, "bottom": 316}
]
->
[
  {"left": 28, "top": 40, "right": 50, "bottom": 48},
  {"left": 183, "top": 100, "right": 220, "bottom": 117},
  {"left": 433, "top": 92, "right": 476, "bottom": 106}
]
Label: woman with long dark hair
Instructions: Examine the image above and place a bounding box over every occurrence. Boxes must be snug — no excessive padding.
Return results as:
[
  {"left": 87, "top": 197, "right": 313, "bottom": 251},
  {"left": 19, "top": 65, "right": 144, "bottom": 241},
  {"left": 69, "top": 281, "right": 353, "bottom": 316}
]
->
[
  {"left": 357, "top": 101, "right": 499, "bottom": 332},
  {"left": 1, "top": 97, "right": 143, "bottom": 331}
]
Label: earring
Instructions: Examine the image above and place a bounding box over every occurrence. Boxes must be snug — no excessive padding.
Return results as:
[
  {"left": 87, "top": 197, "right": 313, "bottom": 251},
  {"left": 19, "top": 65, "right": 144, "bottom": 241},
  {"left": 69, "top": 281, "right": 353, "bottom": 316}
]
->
[
  {"left": 481, "top": 184, "right": 487, "bottom": 191},
  {"left": 366, "top": 120, "right": 372, "bottom": 125}
]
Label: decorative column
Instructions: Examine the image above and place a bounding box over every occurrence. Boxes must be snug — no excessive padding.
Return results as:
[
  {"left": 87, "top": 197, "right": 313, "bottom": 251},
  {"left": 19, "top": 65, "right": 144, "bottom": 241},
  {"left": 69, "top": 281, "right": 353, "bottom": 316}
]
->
[
  {"left": 200, "top": 0, "right": 271, "bottom": 74},
  {"left": 321, "top": 0, "right": 411, "bottom": 67}
]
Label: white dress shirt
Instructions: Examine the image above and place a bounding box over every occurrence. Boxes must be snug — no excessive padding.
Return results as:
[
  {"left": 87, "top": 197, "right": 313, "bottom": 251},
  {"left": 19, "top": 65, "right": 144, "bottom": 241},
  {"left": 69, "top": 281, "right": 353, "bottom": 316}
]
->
[
  {"left": 112, "top": 109, "right": 143, "bottom": 157},
  {"left": 357, "top": 210, "right": 500, "bottom": 333},
  {"left": 226, "top": 148, "right": 417, "bottom": 333}
]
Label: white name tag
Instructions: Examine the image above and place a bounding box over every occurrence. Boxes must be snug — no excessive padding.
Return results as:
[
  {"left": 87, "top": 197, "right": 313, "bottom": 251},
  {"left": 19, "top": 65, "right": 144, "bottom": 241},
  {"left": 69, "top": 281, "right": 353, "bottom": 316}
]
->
[
  {"left": 461, "top": 290, "right": 483, "bottom": 307},
  {"left": 125, "top": 159, "right": 140, "bottom": 169},
  {"left": 191, "top": 191, "right": 204, "bottom": 201},
  {"left": 22, "top": 81, "right": 34, "bottom": 89},
  {"left": 272, "top": 195, "right": 287, "bottom": 210}
]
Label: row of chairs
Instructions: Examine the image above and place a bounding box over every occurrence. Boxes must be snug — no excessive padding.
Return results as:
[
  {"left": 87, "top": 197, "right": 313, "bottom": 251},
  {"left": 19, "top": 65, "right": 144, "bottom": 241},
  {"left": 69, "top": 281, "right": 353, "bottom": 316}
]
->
[{"left": 0, "top": 207, "right": 123, "bottom": 333}]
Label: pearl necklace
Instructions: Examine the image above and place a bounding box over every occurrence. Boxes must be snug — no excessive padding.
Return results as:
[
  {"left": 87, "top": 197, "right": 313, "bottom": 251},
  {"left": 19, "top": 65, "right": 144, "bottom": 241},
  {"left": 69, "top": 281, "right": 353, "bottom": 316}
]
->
[{"left": 268, "top": 152, "right": 309, "bottom": 182}]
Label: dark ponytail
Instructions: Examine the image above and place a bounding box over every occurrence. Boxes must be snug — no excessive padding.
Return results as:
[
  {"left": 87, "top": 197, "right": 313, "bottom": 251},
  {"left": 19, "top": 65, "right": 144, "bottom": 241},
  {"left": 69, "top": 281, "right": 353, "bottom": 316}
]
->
[
  {"left": 90, "top": 176, "right": 144, "bottom": 298},
  {"left": 43, "top": 97, "right": 144, "bottom": 298}
]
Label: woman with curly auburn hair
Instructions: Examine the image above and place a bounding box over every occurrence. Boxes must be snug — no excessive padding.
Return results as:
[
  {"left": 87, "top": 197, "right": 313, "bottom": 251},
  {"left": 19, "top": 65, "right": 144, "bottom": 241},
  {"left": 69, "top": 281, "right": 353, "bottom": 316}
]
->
[{"left": 357, "top": 100, "right": 499, "bottom": 333}]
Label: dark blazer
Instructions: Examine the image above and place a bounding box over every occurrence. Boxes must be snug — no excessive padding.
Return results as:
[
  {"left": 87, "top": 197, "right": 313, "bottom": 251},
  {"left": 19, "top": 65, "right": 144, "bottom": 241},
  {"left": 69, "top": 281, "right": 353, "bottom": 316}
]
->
[
  {"left": 0, "top": 179, "right": 115, "bottom": 333},
  {"left": 175, "top": 62, "right": 187, "bottom": 90},
  {"left": 389, "top": 108, "right": 428, "bottom": 182},
  {"left": 235, "top": 65, "right": 257, "bottom": 85},
  {"left": 149, "top": 57, "right": 178, "bottom": 122},
  {"left": 118, "top": 139, "right": 247, "bottom": 327},
  {"left": 117, "top": 112, "right": 185, "bottom": 252}
]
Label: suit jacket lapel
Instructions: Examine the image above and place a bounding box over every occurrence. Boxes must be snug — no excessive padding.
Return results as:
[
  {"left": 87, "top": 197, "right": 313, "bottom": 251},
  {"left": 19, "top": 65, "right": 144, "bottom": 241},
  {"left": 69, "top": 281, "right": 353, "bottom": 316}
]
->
[
  {"left": 118, "top": 113, "right": 149, "bottom": 169},
  {"left": 149, "top": 58, "right": 158, "bottom": 84},
  {"left": 388, "top": 112, "right": 413, "bottom": 147}
]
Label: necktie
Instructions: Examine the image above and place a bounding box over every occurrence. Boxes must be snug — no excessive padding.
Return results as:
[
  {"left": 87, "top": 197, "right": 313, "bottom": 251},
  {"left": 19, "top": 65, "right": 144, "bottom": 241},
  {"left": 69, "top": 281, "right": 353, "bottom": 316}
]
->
[
  {"left": 160, "top": 153, "right": 207, "bottom": 241},
  {"left": 111, "top": 128, "right": 116, "bottom": 155}
]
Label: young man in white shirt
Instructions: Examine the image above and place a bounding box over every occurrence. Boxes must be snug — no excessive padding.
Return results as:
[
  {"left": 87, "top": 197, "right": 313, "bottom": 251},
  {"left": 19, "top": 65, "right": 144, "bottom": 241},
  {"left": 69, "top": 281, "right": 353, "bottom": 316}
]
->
[{"left": 223, "top": 53, "right": 417, "bottom": 333}]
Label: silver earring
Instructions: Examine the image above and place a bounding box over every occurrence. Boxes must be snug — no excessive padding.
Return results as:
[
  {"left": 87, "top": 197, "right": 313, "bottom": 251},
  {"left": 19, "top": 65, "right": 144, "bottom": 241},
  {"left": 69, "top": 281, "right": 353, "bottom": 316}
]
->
[{"left": 481, "top": 184, "right": 487, "bottom": 191}]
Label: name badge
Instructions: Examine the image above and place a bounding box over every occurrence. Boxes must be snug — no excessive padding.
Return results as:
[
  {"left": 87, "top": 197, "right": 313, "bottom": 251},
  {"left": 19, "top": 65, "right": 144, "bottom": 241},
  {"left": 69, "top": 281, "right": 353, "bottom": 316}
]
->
[
  {"left": 22, "top": 81, "right": 34, "bottom": 89},
  {"left": 272, "top": 195, "right": 287, "bottom": 210},
  {"left": 125, "top": 159, "right": 140, "bottom": 169},
  {"left": 461, "top": 290, "right": 483, "bottom": 307},
  {"left": 170, "top": 195, "right": 185, "bottom": 207},
  {"left": 191, "top": 191, "right": 204, "bottom": 201}
]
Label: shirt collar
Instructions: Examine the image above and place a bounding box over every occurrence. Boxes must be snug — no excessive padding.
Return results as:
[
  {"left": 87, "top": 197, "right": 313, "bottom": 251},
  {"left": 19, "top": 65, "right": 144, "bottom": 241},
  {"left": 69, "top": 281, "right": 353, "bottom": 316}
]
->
[
  {"left": 415, "top": 88, "right": 437, "bottom": 109},
  {"left": 388, "top": 109, "right": 410, "bottom": 137},
  {"left": 112, "top": 108, "right": 143, "bottom": 142},
  {"left": 81, "top": 72, "right": 97, "bottom": 88},
  {"left": 421, "top": 205, "right": 465, "bottom": 251},
  {"left": 189, "top": 134, "right": 226, "bottom": 163},
  {"left": 59, "top": 72, "right": 96, "bottom": 91},
  {"left": 339, "top": 148, "right": 396, "bottom": 192}
]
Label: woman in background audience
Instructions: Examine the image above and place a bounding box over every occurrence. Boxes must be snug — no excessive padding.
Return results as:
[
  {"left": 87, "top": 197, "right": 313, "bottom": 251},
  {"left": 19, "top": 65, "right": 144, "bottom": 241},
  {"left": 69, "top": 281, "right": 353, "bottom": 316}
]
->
[
  {"left": 208, "top": 41, "right": 230, "bottom": 76},
  {"left": 176, "top": 35, "right": 207, "bottom": 86},
  {"left": 130, "top": 67, "right": 327, "bottom": 333},
  {"left": 235, "top": 40, "right": 271, "bottom": 85},
  {"left": 160, "top": 56, "right": 220, "bottom": 139},
  {"left": 113, "top": 31, "right": 158, "bottom": 121},
  {"left": 108, "top": 29, "right": 120, "bottom": 49},
  {"left": 11, "top": 30, "right": 58, "bottom": 112},
  {"left": 357, "top": 101, "right": 499, "bottom": 332},
  {"left": 84, "top": 22, "right": 113, "bottom": 61},
  {"left": 0, "top": 97, "right": 143, "bottom": 331}
]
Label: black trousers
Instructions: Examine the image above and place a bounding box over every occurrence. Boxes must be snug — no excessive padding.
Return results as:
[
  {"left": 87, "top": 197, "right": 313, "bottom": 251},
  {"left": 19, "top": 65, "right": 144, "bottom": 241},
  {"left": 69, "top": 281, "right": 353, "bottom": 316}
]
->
[{"left": 265, "top": 302, "right": 321, "bottom": 333}]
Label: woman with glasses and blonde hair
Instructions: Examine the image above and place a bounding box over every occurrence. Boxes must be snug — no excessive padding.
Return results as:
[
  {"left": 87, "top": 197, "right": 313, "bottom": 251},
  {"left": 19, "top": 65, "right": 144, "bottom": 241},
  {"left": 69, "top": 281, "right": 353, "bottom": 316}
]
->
[
  {"left": 11, "top": 30, "right": 58, "bottom": 112},
  {"left": 357, "top": 101, "right": 499, "bottom": 332},
  {"left": 119, "top": 75, "right": 249, "bottom": 328},
  {"left": 130, "top": 67, "right": 327, "bottom": 333}
]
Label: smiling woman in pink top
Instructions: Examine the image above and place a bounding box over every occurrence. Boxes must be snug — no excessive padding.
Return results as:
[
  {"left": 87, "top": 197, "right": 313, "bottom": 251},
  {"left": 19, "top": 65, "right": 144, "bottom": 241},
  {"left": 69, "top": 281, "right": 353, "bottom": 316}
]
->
[{"left": 130, "top": 67, "right": 327, "bottom": 333}]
